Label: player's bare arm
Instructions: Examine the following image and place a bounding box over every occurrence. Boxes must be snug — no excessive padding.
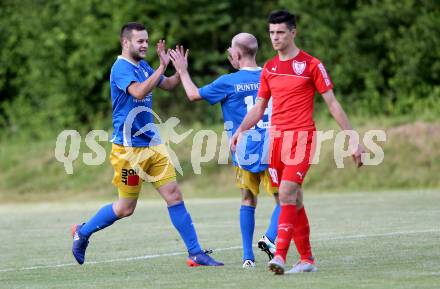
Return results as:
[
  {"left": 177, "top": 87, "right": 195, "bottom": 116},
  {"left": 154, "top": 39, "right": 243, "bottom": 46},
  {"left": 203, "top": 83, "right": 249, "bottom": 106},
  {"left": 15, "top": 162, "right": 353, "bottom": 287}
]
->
[
  {"left": 230, "top": 97, "right": 269, "bottom": 151},
  {"left": 159, "top": 74, "right": 180, "bottom": 91},
  {"left": 170, "top": 46, "right": 202, "bottom": 101},
  {"left": 128, "top": 40, "right": 170, "bottom": 99},
  {"left": 321, "top": 89, "right": 365, "bottom": 167}
]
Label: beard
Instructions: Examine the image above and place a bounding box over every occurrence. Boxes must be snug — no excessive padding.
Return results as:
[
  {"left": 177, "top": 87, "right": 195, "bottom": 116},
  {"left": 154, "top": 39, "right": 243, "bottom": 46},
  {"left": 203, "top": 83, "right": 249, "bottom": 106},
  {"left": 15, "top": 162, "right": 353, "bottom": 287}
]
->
[{"left": 130, "top": 50, "right": 145, "bottom": 61}]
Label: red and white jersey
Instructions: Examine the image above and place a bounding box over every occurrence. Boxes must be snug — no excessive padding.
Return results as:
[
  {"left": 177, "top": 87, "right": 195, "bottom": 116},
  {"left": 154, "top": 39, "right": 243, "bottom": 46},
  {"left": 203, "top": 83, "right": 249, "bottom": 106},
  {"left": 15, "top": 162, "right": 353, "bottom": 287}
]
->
[{"left": 259, "top": 50, "right": 333, "bottom": 131}]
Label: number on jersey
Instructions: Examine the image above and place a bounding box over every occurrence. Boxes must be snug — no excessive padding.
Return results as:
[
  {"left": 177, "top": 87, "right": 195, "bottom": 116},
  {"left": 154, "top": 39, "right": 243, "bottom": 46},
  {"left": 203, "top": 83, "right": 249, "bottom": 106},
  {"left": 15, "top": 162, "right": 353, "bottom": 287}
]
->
[{"left": 244, "top": 95, "right": 270, "bottom": 129}]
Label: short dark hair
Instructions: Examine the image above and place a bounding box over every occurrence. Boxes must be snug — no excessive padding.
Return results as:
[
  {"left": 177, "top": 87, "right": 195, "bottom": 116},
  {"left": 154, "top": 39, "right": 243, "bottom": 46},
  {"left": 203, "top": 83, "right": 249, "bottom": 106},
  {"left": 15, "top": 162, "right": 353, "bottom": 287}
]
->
[
  {"left": 120, "top": 22, "right": 146, "bottom": 43},
  {"left": 268, "top": 10, "right": 296, "bottom": 30}
]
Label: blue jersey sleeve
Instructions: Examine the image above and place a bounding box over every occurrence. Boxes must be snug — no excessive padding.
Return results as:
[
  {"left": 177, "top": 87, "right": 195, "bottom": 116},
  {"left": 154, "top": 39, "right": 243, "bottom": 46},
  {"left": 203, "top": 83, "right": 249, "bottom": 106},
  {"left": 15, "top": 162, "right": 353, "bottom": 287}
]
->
[
  {"left": 199, "top": 75, "right": 230, "bottom": 105},
  {"left": 112, "top": 62, "right": 138, "bottom": 94}
]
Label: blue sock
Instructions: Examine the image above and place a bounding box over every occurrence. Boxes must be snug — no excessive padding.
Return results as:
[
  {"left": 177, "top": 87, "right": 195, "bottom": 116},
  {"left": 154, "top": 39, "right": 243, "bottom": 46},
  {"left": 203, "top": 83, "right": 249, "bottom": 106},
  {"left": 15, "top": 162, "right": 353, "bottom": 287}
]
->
[
  {"left": 80, "top": 203, "right": 119, "bottom": 238},
  {"left": 240, "top": 205, "right": 255, "bottom": 262},
  {"left": 168, "top": 202, "right": 202, "bottom": 255},
  {"left": 265, "top": 203, "right": 280, "bottom": 243}
]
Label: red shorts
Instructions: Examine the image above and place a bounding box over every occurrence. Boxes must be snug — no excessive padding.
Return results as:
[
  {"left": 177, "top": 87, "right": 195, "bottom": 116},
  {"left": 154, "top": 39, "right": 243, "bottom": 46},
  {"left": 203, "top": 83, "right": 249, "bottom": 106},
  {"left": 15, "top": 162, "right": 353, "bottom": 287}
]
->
[{"left": 268, "top": 129, "right": 316, "bottom": 186}]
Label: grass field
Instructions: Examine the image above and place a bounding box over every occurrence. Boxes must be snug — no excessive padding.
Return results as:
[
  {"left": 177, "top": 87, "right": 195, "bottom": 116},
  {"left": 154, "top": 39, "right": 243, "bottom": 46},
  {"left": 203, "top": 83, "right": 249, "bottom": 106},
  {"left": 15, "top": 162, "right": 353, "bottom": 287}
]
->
[{"left": 1, "top": 190, "right": 439, "bottom": 289}]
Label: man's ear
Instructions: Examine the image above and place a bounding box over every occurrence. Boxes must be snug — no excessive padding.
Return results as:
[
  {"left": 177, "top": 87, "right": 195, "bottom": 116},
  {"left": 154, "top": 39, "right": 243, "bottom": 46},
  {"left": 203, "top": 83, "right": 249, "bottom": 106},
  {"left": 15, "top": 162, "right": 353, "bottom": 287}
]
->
[
  {"left": 121, "top": 38, "right": 128, "bottom": 49},
  {"left": 291, "top": 29, "right": 297, "bottom": 37}
]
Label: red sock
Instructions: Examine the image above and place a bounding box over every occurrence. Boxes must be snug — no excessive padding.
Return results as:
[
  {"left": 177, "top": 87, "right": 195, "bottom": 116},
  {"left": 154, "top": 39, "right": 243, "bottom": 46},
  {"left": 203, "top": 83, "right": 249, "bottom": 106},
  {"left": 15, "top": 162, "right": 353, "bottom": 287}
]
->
[
  {"left": 292, "top": 206, "right": 313, "bottom": 262},
  {"left": 275, "top": 204, "right": 297, "bottom": 262}
]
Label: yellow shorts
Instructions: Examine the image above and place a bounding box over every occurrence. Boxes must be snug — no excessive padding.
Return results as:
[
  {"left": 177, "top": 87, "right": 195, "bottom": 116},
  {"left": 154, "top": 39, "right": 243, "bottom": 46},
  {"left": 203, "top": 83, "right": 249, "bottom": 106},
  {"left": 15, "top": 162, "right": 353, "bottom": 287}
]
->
[
  {"left": 110, "top": 143, "right": 176, "bottom": 199},
  {"left": 235, "top": 167, "right": 278, "bottom": 196}
]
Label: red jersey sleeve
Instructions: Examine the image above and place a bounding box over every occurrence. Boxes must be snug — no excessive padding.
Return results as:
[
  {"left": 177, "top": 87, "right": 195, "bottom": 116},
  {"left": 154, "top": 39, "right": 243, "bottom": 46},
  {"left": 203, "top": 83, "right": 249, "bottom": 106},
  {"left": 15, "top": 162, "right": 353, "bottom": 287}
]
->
[
  {"left": 258, "top": 63, "right": 271, "bottom": 99},
  {"left": 311, "top": 62, "right": 333, "bottom": 94}
]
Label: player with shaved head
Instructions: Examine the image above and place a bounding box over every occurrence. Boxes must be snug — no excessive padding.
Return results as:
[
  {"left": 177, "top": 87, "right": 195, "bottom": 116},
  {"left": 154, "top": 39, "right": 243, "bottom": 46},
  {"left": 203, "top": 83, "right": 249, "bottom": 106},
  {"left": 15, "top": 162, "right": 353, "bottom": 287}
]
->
[{"left": 170, "top": 33, "right": 281, "bottom": 268}]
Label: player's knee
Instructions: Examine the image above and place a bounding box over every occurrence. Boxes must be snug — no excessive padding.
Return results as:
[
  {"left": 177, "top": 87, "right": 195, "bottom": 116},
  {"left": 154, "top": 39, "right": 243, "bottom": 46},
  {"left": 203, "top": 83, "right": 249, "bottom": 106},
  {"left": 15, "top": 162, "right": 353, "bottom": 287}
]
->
[
  {"left": 241, "top": 196, "right": 257, "bottom": 207},
  {"left": 241, "top": 189, "right": 257, "bottom": 207},
  {"left": 279, "top": 193, "right": 292, "bottom": 204},
  {"left": 115, "top": 204, "right": 136, "bottom": 218},
  {"left": 121, "top": 207, "right": 135, "bottom": 217},
  {"left": 168, "top": 193, "right": 182, "bottom": 205},
  {"left": 241, "top": 199, "right": 257, "bottom": 207},
  {"left": 162, "top": 182, "right": 182, "bottom": 205},
  {"left": 279, "top": 183, "right": 300, "bottom": 204}
]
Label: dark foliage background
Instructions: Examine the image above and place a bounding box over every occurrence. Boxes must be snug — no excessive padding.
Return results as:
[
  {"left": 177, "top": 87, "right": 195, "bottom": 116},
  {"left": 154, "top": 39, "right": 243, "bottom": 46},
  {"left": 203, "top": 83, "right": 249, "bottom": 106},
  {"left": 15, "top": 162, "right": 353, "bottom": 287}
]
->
[{"left": 1, "top": 0, "right": 439, "bottom": 139}]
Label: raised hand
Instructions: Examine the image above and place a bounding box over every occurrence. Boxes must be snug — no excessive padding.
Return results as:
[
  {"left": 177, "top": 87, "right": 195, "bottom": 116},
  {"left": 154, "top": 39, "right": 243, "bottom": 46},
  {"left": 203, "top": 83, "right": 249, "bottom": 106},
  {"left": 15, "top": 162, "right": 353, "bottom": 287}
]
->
[
  {"left": 170, "top": 45, "right": 189, "bottom": 74},
  {"left": 156, "top": 40, "right": 171, "bottom": 68}
]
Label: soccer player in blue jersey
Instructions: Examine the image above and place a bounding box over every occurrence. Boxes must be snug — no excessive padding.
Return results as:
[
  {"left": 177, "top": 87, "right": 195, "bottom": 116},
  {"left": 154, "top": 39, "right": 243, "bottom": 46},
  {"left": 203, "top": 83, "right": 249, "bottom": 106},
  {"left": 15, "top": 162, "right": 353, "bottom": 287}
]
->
[
  {"left": 170, "top": 33, "right": 280, "bottom": 268},
  {"left": 71, "top": 22, "right": 223, "bottom": 267}
]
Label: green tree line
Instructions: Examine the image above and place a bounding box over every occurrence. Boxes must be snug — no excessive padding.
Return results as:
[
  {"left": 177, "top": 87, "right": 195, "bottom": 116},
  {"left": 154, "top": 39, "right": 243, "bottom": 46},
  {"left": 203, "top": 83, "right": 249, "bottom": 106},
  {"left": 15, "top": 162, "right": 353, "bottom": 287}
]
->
[{"left": 1, "top": 0, "right": 439, "bottom": 139}]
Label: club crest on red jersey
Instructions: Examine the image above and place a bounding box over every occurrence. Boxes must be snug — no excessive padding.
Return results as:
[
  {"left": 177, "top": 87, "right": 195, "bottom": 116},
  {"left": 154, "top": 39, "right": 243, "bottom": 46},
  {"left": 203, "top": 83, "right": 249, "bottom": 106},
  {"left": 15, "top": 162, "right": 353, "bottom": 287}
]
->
[{"left": 293, "top": 60, "right": 306, "bottom": 75}]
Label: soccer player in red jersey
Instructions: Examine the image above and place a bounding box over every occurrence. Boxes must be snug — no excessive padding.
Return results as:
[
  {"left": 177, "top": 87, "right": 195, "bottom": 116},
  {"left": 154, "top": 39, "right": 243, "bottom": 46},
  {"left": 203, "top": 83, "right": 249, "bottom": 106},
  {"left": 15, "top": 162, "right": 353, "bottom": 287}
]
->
[{"left": 231, "top": 10, "right": 365, "bottom": 274}]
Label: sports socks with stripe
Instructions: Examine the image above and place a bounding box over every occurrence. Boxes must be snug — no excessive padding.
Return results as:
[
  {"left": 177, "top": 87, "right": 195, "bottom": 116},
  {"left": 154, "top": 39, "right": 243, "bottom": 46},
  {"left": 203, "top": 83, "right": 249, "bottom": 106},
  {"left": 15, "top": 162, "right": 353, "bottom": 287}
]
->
[{"left": 275, "top": 204, "right": 297, "bottom": 262}]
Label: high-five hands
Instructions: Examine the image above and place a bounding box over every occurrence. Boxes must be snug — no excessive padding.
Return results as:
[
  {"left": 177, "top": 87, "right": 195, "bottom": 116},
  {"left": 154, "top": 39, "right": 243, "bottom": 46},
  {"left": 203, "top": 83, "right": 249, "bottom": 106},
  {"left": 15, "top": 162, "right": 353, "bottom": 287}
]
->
[
  {"left": 170, "top": 45, "right": 189, "bottom": 74},
  {"left": 156, "top": 40, "right": 171, "bottom": 68}
]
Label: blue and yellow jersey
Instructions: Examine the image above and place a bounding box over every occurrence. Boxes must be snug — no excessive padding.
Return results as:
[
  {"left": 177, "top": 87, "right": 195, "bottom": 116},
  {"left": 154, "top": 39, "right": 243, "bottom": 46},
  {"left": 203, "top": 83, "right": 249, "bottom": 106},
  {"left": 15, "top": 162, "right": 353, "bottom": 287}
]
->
[
  {"left": 110, "top": 56, "right": 164, "bottom": 147},
  {"left": 199, "top": 68, "right": 270, "bottom": 173}
]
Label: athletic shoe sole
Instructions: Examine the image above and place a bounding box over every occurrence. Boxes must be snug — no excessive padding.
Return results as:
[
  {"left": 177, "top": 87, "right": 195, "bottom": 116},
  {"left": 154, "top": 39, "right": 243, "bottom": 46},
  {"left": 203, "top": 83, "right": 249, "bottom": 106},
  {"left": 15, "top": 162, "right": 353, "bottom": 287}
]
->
[
  {"left": 268, "top": 261, "right": 285, "bottom": 275},
  {"left": 258, "top": 240, "right": 274, "bottom": 260}
]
